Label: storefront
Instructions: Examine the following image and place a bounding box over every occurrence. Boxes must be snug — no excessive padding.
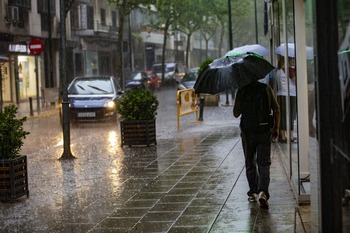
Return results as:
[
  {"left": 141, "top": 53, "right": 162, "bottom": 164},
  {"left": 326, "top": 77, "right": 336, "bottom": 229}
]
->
[
  {"left": 268, "top": 0, "right": 314, "bottom": 204},
  {"left": 269, "top": 0, "right": 350, "bottom": 232},
  {"left": 0, "top": 41, "right": 44, "bottom": 107}
]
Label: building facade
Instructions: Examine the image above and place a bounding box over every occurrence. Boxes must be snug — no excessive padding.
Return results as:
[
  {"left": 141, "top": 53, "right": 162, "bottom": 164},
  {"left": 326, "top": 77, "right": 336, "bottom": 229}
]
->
[
  {"left": 0, "top": 0, "right": 61, "bottom": 107},
  {"left": 267, "top": 0, "right": 350, "bottom": 232},
  {"left": 1, "top": 0, "right": 218, "bottom": 109}
]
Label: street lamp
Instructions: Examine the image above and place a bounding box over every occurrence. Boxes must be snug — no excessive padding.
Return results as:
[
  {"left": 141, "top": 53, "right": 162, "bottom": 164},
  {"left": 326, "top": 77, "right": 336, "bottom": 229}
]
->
[
  {"left": 59, "top": 0, "right": 74, "bottom": 159},
  {"left": 228, "top": 0, "right": 233, "bottom": 50},
  {"left": 226, "top": 0, "right": 233, "bottom": 106},
  {"left": 254, "top": 0, "right": 258, "bottom": 43}
]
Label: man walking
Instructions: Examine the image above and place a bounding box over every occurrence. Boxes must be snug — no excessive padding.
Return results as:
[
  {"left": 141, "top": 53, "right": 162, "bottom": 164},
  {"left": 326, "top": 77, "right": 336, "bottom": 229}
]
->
[{"left": 233, "top": 81, "right": 280, "bottom": 208}]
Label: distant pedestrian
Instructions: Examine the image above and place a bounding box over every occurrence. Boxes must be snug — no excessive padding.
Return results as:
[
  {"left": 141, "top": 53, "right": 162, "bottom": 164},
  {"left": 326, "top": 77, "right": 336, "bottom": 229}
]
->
[
  {"left": 233, "top": 81, "right": 280, "bottom": 208},
  {"left": 274, "top": 56, "right": 297, "bottom": 143}
]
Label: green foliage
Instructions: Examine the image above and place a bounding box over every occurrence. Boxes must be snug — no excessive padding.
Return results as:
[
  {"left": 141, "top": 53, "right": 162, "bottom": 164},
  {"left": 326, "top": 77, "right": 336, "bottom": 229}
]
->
[
  {"left": 108, "top": 0, "right": 154, "bottom": 16},
  {"left": 198, "top": 58, "right": 214, "bottom": 75},
  {"left": 0, "top": 105, "right": 30, "bottom": 159},
  {"left": 117, "top": 88, "right": 159, "bottom": 121}
]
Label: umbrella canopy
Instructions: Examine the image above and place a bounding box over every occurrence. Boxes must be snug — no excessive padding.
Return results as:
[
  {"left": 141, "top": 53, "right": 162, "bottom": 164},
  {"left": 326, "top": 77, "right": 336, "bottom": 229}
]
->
[
  {"left": 194, "top": 52, "right": 275, "bottom": 94},
  {"left": 225, "top": 44, "right": 269, "bottom": 56},
  {"left": 275, "top": 43, "right": 314, "bottom": 60}
]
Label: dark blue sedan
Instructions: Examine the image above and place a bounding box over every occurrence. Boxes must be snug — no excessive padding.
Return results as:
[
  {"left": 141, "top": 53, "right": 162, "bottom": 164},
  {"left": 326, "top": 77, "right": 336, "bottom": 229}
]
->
[{"left": 67, "top": 76, "right": 123, "bottom": 123}]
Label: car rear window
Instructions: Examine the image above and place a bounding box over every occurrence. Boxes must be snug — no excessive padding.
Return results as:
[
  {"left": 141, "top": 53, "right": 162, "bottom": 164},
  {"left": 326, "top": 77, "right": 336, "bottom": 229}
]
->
[
  {"left": 69, "top": 78, "right": 114, "bottom": 95},
  {"left": 182, "top": 72, "right": 197, "bottom": 82}
]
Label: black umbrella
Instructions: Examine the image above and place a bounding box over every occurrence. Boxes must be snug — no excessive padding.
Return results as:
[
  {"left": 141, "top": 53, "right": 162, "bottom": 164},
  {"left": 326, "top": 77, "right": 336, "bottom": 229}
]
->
[{"left": 194, "top": 52, "right": 275, "bottom": 94}]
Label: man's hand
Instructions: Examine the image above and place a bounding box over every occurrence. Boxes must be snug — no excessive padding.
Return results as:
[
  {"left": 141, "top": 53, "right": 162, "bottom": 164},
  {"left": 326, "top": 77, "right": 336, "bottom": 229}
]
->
[{"left": 272, "top": 127, "right": 279, "bottom": 140}]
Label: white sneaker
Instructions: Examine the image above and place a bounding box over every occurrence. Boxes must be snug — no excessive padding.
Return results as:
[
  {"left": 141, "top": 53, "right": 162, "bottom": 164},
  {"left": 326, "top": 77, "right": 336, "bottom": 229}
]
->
[
  {"left": 258, "top": 191, "right": 269, "bottom": 209},
  {"left": 248, "top": 193, "right": 258, "bottom": 202}
]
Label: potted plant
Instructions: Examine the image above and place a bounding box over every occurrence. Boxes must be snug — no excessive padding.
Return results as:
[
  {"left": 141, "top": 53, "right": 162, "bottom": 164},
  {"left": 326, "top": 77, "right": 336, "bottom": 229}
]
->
[
  {"left": 0, "top": 104, "right": 30, "bottom": 201},
  {"left": 117, "top": 87, "right": 159, "bottom": 147}
]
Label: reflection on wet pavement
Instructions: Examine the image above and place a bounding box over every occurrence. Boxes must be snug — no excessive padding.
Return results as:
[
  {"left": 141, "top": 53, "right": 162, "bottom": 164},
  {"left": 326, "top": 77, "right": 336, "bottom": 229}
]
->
[{"left": 0, "top": 89, "right": 308, "bottom": 232}]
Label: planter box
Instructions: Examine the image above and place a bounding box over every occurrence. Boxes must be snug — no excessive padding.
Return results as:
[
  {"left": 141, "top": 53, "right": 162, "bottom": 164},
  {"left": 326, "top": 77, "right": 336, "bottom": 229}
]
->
[
  {"left": 0, "top": 155, "right": 29, "bottom": 202},
  {"left": 203, "top": 94, "right": 219, "bottom": 106},
  {"left": 121, "top": 120, "right": 156, "bottom": 147}
]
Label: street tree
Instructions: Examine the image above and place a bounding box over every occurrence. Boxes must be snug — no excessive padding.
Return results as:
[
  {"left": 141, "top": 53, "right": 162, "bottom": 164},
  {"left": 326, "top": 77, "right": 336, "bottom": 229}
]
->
[
  {"left": 200, "top": 17, "right": 219, "bottom": 59},
  {"left": 151, "top": 0, "right": 190, "bottom": 82},
  {"left": 230, "top": 0, "right": 257, "bottom": 47},
  {"left": 174, "top": 0, "right": 206, "bottom": 68},
  {"left": 108, "top": 0, "right": 154, "bottom": 89},
  {"left": 204, "top": 1, "right": 227, "bottom": 57}
]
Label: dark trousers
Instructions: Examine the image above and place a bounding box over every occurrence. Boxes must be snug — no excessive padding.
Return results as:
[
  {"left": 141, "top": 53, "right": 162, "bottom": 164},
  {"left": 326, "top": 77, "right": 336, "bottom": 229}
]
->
[{"left": 241, "top": 128, "right": 272, "bottom": 199}]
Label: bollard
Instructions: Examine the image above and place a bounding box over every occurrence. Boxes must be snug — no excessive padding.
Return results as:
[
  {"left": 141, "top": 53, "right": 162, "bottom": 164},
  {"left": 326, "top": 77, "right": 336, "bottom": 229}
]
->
[
  {"left": 29, "top": 97, "right": 34, "bottom": 116},
  {"left": 198, "top": 96, "right": 205, "bottom": 121}
]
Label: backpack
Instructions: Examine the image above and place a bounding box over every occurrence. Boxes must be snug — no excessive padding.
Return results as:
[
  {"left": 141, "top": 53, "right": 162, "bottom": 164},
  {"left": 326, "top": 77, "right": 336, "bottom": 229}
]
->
[{"left": 239, "top": 82, "right": 273, "bottom": 132}]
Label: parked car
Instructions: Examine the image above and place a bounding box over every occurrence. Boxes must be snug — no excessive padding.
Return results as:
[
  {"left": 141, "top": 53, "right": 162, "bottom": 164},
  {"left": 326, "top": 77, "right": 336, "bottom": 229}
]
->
[
  {"left": 152, "top": 62, "right": 186, "bottom": 85},
  {"left": 67, "top": 76, "right": 123, "bottom": 123},
  {"left": 178, "top": 67, "right": 199, "bottom": 90},
  {"left": 125, "top": 70, "right": 161, "bottom": 91},
  {"left": 125, "top": 71, "right": 149, "bottom": 91},
  {"left": 145, "top": 70, "right": 161, "bottom": 91}
]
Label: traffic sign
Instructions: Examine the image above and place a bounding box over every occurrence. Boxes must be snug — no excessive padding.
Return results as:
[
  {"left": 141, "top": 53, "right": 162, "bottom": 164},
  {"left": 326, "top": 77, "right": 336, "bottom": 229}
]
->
[{"left": 29, "top": 38, "right": 44, "bottom": 55}]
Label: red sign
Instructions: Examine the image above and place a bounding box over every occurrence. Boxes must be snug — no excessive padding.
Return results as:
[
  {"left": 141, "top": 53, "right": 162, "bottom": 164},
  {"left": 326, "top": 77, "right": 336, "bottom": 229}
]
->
[{"left": 29, "top": 38, "right": 44, "bottom": 55}]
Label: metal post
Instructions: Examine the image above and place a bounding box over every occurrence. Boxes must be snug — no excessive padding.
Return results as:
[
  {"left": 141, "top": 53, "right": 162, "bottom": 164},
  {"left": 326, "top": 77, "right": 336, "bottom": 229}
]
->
[
  {"left": 59, "top": 0, "right": 74, "bottom": 159},
  {"left": 198, "top": 96, "right": 204, "bottom": 121},
  {"left": 226, "top": 0, "right": 233, "bottom": 106},
  {"left": 227, "top": 0, "right": 233, "bottom": 50},
  {"left": 225, "top": 89, "right": 230, "bottom": 105},
  {"left": 48, "top": 0, "right": 54, "bottom": 87},
  {"left": 14, "top": 58, "right": 20, "bottom": 105},
  {"left": 34, "top": 56, "right": 40, "bottom": 114},
  {"left": 29, "top": 97, "right": 34, "bottom": 116},
  {"left": 254, "top": 0, "right": 259, "bottom": 44}
]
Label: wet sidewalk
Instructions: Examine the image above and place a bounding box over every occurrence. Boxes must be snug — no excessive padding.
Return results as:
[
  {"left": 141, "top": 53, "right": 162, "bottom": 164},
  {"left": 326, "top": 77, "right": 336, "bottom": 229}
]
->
[{"left": 1, "top": 90, "right": 308, "bottom": 233}]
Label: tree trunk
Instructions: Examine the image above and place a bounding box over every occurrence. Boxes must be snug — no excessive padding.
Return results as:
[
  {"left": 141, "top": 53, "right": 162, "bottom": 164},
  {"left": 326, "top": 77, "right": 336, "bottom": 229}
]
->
[
  {"left": 219, "top": 23, "right": 225, "bottom": 57},
  {"left": 118, "top": 14, "right": 125, "bottom": 89},
  {"left": 185, "top": 33, "right": 192, "bottom": 67},
  {"left": 161, "top": 19, "right": 170, "bottom": 82}
]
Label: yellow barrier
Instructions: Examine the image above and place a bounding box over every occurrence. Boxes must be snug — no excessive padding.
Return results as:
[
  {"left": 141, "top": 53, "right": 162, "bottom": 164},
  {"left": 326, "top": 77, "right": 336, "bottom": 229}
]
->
[{"left": 176, "top": 89, "right": 198, "bottom": 129}]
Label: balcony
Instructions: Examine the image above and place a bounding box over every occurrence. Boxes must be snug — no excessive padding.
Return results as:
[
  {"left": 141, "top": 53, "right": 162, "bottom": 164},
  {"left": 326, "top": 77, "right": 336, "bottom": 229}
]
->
[
  {"left": 73, "top": 29, "right": 94, "bottom": 37},
  {"left": 72, "top": 21, "right": 118, "bottom": 38},
  {"left": 96, "top": 21, "right": 109, "bottom": 32},
  {"left": 8, "top": 0, "right": 31, "bottom": 9},
  {"left": 109, "top": 25, "right": 118, "bottom": 32},
  {"left": 141, "top": 31, "right": 164, "bottom": 45}
]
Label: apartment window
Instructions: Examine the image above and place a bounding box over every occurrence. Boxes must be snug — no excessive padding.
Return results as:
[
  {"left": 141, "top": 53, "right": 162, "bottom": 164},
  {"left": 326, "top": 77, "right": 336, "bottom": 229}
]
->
[
  {"left": 37, "top": 0, "right": 55, "bottom": 14},
  {"left": 70, "top": 6, "right": 79, "bottom": 29},
  {"left": 112, "top": 11, "right": 118, "bottom": 28},
  {"left": 100, "top": 8, "right": 106, "bottom": 26},
  {"left": 75, "top": 54, "right": 83, "bottom": 76},
  {"left": 41, "top": 13, "right": 53, "bottom": 31},
  {"left": 87, "top": 5, "right": 94, "bottom": 29}
]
